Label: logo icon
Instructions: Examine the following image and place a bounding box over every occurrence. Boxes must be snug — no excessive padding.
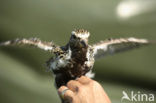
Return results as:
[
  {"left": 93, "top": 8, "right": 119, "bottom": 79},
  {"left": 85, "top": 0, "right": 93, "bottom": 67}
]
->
[
  {"left": 121, "top": 91, "right": 131, "bottom": 102},
  {"left": 121, "top": 91, "right": 155, "bottom": 102}
]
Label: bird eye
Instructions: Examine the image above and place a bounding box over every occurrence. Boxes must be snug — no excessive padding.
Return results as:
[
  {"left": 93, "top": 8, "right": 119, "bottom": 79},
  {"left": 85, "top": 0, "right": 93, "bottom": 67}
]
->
[{"left": 72, "top": 35, "right": 76, "bottom": 39}]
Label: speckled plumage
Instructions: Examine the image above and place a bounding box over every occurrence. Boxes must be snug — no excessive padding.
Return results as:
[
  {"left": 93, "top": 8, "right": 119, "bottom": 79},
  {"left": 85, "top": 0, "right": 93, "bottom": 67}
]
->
[{"left": 0, "top": 29, "right": 151, "bottom": 88}]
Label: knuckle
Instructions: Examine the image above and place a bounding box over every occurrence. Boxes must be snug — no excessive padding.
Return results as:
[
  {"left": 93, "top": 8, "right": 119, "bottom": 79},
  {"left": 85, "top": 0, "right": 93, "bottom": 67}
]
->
[
  {"left": 79, "top": 76, "right": 86, "bottom": 80},
  {"left": 78, "top": 76, "right": 91, "bottom": 84},
  {"left": 67, "top": 80, "right": 80, "bottom": 92},
  {"left": 67, "top": 80, "right": 75, "bottom": 87},
  {"left": 58, "top": 86, "right": 67, "bottom": 93}
]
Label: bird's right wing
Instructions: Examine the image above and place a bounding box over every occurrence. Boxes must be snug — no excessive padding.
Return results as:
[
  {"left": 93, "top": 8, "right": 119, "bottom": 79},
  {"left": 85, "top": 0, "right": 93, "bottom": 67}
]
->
[
  {"left": 92, "top": 37, "right": 151, "bottom": 59},
  {"left": 0, "top": 38, "right": 62, "bottom": 53}
]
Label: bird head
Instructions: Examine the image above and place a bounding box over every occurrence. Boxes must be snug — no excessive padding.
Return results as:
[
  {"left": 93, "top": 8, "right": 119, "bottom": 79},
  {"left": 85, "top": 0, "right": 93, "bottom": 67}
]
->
[{"left": 69, "top": 29, "right": 90, "bottom": 48}]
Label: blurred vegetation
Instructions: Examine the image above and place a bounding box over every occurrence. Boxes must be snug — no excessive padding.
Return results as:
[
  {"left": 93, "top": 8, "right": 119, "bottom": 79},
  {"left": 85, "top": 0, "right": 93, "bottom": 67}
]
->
[{"left": 0, "top": 0, "right": 156, "bottom": 103}]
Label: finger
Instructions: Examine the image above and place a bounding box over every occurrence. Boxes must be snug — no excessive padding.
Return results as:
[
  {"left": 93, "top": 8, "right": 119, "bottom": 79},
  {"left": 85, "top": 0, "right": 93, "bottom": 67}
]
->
[
  {"left": 77, "top": 76, "right": 91, "bottom": 84},
  {"left": 67, "top": 80, "right": 81, "bottom": 92},
  {"left": 58, "top": 86, "right": 74, "bottom": 101}
]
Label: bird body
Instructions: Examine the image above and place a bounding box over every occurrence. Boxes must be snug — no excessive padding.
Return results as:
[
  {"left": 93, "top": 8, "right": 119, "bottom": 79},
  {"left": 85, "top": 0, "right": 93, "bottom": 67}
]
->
[
  {"left": 47, "top": 30, "right": 95, "bottom": 87},
  {"left": 0, "top": 29, "right": 151, "bottom": 88}
]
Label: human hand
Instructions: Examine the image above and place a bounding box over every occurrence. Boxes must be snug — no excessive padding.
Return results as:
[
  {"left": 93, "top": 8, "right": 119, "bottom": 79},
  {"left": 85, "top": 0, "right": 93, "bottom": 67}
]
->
[{"left": 58, "top": 76, "right": 111, "bottom": 103}]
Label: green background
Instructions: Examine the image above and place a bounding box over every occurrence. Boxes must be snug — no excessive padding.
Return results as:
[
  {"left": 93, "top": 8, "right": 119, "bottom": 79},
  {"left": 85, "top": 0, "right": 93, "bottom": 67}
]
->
[{"left": 0, "top": 0, "right": 156, "bottom": 103}]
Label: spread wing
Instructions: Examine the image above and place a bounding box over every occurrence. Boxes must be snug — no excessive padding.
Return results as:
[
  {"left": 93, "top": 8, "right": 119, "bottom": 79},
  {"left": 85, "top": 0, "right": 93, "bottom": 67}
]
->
[
  {"left": 0, "top": 38, "right": 61, "bottom": 53},
  {"left": 92, "top": 37, "right": 150, "bottom": 59}
]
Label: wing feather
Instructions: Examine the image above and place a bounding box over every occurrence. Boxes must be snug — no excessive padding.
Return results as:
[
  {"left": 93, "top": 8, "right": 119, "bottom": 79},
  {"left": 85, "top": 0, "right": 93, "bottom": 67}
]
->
[
  {"left": 0, "top": 38, "right": 61, "bottom": 53},
  {"left": 92, "top": 37, "right": 150, "bottom": 59}
]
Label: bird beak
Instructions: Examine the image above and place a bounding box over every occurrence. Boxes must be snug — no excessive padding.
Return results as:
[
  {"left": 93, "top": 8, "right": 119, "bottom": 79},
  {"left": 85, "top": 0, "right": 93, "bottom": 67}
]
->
[{"left": 80, "top": 40, "right": 87, "bottom": 47}]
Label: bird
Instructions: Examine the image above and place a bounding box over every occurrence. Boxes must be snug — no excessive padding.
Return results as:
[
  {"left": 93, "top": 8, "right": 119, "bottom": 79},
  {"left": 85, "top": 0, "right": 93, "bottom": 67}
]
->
[{"left": 0, "top": 29, "right": 152, "bottom": 88}]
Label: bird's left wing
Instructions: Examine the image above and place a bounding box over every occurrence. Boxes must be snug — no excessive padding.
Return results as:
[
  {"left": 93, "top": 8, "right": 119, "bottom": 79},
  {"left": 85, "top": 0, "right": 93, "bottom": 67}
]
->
[
  {"left": 92, "top": 37, "right": 151, "bottom": 59},
  {"left": 0, "top": 38, "right": 61, "bottom": 53}
]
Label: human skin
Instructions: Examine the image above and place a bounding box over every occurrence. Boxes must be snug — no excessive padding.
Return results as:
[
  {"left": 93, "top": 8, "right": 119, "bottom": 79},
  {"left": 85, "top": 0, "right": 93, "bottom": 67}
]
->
[{"left": 58, "top": 76, "right": 111, "bottom": 103}]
